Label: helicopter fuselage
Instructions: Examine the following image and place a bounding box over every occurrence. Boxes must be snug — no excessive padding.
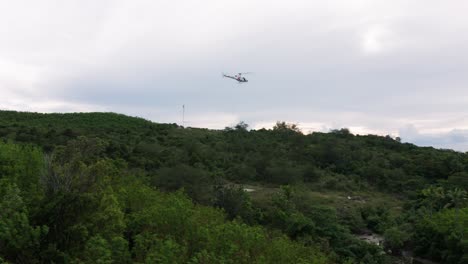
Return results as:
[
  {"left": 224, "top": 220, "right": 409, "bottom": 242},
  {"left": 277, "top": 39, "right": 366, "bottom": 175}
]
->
[{"left": 223, "top": 74, "right": 248, "bottom": 83}]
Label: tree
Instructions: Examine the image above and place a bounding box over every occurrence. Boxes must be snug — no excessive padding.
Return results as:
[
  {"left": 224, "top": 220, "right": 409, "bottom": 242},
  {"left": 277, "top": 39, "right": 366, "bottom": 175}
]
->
[
  {"left": 444, "top": 188, "right": 467, "bottom": 235},
  {"left": 330, "top": 128, "right": 351, "bottom": 136},
  {"left": 214, "top": 185, "right": 257, "bottom": 223},
  {"left": 235, "top": 121, "right": 249, "bottom": 131},
  {"left": 82, "top": 235, "right": 113, "bottom": 264},
  {"left": 91, "top": 188, "right": 126, "bottom": 240},
  {"left": 273, "top": 121, "right": 301, "bottom": 134},
  {"left": 447, "top": 172, "right": 468, "bottom": 190},
  {"left": 0, "top": 181, "right": 47, "bottom": 262},
  {"left": 152, "top": 165, "right": 214, "bottom": 203},
  {"left": 421, "top": 186, "right": 446, "bottom": 217},
  {"left": 133, "top": 234, "right": 187, "bottom": 264},
  {"left": 383, "top": 227, "right": 409, "bottom": 254}
]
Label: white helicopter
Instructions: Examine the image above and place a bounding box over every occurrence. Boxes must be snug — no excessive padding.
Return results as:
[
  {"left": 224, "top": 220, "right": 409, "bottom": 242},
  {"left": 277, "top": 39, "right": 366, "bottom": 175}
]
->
[{"left": 222, "top": 72, "right": 251, "bottom": 83}]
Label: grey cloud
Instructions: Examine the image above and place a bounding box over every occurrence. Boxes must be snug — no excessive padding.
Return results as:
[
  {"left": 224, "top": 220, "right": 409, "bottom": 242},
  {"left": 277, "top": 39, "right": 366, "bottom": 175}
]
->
[{"left": 399, "top": 125, "right": 468, "bottom": 152}]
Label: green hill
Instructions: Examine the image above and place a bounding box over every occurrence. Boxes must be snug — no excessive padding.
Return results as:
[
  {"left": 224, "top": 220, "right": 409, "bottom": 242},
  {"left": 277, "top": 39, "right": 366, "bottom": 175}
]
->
[{"left": 0, "top": 110, "right": 466, "bottom": 263}]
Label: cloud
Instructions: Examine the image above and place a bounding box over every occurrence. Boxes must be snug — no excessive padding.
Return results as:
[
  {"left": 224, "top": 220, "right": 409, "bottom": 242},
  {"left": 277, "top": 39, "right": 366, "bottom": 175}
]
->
[
  {"left": 361, "top": 24, "right": 395, "bottom": 54},
  {"left": 399, "top": 124, "right": 468, "bottom": 151}
]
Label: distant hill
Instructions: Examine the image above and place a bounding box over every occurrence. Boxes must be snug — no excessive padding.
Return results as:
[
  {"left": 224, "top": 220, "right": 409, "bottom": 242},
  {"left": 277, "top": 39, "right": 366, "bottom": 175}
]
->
[{"left": 1, "top": 110, "right": 465, "bottom": 193}]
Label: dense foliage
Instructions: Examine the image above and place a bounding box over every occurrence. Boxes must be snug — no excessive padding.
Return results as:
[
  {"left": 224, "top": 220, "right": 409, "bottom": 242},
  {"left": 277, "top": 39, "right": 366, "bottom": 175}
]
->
[{"left": 0, "top": 110, "right": 467, "bottom": 263}]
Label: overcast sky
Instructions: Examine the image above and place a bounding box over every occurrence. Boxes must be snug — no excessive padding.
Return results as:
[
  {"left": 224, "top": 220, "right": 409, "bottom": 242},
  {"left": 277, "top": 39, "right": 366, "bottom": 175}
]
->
[{"left": 1, "top": 0, "right": 468, "bottom": 151}]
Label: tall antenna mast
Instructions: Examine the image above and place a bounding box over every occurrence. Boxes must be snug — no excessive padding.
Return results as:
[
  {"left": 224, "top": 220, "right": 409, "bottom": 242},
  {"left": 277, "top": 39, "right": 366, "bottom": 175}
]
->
[{"left": 182, "top": 104, "right": 185, "bottom": 127}]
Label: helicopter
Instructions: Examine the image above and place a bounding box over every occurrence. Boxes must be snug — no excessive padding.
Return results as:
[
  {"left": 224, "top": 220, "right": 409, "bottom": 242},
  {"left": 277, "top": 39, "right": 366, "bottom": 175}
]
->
[{"left": 222, "top": 72, "right": 251, "bottom": 83}]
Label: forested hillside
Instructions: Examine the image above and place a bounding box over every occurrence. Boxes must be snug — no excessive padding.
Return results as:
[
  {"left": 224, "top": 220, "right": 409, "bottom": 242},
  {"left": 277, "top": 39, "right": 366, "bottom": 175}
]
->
[{"left": 0, "top": 110, "right": 466, "bottom": 264}]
